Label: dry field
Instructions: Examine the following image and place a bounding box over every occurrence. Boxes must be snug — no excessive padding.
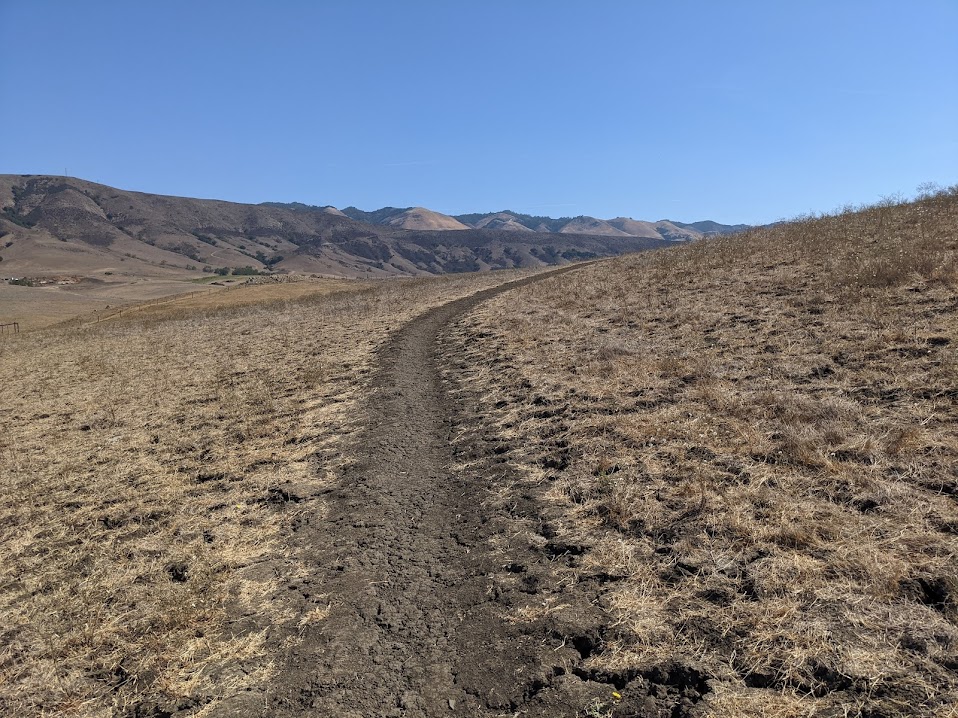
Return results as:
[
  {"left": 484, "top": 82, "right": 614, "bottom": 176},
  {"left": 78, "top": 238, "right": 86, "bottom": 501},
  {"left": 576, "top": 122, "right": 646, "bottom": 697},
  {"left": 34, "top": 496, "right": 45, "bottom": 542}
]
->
[
  {"left": 0, "top": 268, "right": 528, "bottom": 717},
  {"left": 446, "top": 189, "right": 958, "bottom": 716},
  {"left": 0, "top": 274, "right": 360, "bottom": 331},
  {"left": 65, "top": 277, "right": 361, "bottom": 326},
  {"left": 0, "top": 278, "right": 223, "bottom": 330}
]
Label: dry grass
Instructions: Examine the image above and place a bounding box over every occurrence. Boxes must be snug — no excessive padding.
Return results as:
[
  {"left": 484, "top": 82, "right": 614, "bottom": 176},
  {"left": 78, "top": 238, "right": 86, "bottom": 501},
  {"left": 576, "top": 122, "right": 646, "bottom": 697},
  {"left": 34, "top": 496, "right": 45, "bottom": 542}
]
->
[
  {"left": 447, "top": 188, "right": 958, "bottom": 716},
  {"left": 88, "top": 277, "right": 362, "bottom": 323},
  {"left": 0, "top": 273, "right": 357, "bottom": 331},
  {"left": 0, "top": 268, "right": 528, "bottom": 717}
]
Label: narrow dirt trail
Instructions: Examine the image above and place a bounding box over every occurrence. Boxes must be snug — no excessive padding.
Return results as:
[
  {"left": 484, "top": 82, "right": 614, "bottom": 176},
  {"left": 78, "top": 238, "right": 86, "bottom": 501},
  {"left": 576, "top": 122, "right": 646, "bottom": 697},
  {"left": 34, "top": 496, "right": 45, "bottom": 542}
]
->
[{"left": 264, "top": 264, "right": 598, "bottom": 717}]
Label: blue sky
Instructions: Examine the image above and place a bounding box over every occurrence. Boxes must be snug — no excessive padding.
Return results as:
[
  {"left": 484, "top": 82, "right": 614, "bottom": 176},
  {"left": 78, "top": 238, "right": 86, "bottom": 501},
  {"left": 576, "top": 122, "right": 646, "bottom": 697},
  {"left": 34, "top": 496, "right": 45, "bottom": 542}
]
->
[{"left": 1, "top": 1, "right": 955, "bottom": 224}]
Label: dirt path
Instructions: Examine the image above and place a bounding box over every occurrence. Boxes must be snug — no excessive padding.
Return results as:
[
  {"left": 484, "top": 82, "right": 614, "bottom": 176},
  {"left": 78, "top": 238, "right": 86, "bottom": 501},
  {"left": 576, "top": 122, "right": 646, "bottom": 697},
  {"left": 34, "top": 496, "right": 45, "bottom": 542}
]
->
[{"left": 259, "top": 264, "right": 615, "bottom": 717}]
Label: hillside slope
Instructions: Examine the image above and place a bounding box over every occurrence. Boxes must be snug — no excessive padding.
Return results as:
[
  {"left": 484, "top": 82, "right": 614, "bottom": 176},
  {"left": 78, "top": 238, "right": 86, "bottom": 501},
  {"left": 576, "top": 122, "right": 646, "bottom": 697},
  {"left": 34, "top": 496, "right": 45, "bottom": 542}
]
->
[
  {"left": 447, "top": 187, "right": 958, "bottom": 717},
  {"left": 0, "top": 176, "right": 669, "bottom": 278}
]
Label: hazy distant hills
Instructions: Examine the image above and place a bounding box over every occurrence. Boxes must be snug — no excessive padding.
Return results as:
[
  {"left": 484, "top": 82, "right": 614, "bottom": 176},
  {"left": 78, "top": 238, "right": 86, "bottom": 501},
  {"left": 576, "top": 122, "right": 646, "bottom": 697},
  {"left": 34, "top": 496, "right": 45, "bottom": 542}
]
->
[
  {"left": 0, "top": 176, "right": 685, "bottom": 278},
  {"left": 326, "top": 204, "right": 745, "bottom": 241},
  {"left": 670, "top": 219, "right": 751, "bottom": 235}
]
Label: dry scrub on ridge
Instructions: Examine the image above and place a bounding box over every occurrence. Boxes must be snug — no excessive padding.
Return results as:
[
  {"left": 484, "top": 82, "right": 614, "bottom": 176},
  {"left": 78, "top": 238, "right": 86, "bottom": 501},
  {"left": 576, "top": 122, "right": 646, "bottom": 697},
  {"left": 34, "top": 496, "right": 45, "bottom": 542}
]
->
[
  {"left": 0, "top": 270, "right": 528, "bottom": 717},
  {"left": 447, "top": 189, "right": 958, "bottom": 716}
]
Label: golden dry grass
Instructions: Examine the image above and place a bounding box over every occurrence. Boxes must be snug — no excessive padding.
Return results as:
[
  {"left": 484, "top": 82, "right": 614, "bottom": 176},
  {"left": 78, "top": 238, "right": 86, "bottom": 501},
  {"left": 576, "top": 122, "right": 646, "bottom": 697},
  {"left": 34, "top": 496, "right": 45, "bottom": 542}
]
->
[
  {"left": 447, "top": 188, "right": 958, "bottom": 716},
  {"left": 83, "top": 277, "right": 360, "bottom": 324},
  {"left": 0, "top": 273, "right": 357, "bottom": 331},
  {"left": 0, "top": 284, "right": 112, "bottom": 329},
  {"left": 0, "top": 268, "right": 528, "bottom": 717}
]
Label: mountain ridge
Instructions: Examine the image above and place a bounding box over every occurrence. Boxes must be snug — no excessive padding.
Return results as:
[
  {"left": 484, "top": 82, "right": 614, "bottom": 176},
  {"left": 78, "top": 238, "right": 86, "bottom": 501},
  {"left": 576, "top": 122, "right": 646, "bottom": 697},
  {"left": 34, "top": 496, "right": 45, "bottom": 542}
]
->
[
  {"left": 0, "top": 175, "right": 675, "bottom": 279},
  {"left": 272, "top": 202, "right": 747, "bottom": 240}
]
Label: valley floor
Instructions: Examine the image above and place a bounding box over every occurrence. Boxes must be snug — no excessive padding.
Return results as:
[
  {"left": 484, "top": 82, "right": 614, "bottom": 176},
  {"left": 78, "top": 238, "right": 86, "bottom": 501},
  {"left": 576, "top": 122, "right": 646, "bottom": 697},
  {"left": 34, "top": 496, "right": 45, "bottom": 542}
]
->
[{"left": 0, "top": 268, "right": 534, "bottom": 717}]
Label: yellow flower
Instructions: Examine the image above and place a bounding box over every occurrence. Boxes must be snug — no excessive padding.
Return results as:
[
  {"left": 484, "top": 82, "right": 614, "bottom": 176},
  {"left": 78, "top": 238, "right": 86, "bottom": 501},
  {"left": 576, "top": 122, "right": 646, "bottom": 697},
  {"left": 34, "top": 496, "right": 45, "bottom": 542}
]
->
[{"left": 612, "top": 691, "right": 622, "bottom": 700}]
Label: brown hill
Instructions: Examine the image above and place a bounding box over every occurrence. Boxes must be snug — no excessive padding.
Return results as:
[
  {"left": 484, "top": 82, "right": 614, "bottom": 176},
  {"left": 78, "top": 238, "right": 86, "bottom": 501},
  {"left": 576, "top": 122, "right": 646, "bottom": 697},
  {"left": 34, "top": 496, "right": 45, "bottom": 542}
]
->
[
  {"left": 458, "top": 212, "right": 704, "bottom": 241},
  {"left": 329, "top": 207, "right": 730, "bottom": 242},
  {"left": 605, "top": 216, "right": 665, "bottom": 239},
  {"left": 558, "top": 216, "right": 633, "bottom": 236},
  {"left": 454, "top": 210, "right": 732, "bottom": 240},
  {"left": 606, "top": 217, "right": 701, "bottom": 241},
  {"left": 381, "top": 207, "right": 470, "bottom": 231},
  {"left": 472, "top": 212, "right": 535, "bottom": 232},
  {"left": 0, "top": 175, "right": 669, "bottom": 279},
  {"left": 449, "top": 187, "right": 958, "bottom": 716}
]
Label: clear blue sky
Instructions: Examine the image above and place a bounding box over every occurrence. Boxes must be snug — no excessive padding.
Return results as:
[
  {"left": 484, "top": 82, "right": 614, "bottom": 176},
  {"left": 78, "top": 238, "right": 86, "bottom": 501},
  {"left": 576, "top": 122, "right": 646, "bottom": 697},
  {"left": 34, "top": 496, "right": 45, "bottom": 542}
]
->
[{"left": 1, "top": 1, "right": 955, "bottom": 224}]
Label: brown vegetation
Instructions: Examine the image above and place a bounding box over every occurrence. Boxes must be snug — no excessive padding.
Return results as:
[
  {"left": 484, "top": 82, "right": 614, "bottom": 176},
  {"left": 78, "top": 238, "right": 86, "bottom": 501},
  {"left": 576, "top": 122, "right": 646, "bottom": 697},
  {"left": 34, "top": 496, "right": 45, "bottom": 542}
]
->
[
  {"left": 446, "top": 188, "right": 958, "bottom": 716},
  {"left": 0, "top": 269, "right": 528, "bottom": 717}
]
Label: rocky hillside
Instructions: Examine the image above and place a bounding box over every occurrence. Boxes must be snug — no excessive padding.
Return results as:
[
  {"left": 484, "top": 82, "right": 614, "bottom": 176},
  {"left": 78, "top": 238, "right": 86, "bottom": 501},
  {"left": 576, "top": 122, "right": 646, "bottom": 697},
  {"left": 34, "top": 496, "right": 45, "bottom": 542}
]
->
[{"left": 0, "top": 176, "right": 673, "bottom": 278}]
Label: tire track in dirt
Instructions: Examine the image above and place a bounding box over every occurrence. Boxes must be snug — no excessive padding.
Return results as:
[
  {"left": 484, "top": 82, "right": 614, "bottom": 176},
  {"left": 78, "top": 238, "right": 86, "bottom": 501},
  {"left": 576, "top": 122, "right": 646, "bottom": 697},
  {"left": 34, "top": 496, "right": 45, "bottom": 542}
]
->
[{"left": 260, "top": 263, "right": 600, "bottom": 717}]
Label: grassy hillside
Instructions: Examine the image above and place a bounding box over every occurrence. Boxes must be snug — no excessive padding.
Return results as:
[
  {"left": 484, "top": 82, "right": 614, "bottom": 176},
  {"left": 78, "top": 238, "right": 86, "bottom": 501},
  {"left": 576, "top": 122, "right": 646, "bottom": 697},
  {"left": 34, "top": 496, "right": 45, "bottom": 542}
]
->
[{"left": 446, "top": 187, "right": 958, "bottom": 716}]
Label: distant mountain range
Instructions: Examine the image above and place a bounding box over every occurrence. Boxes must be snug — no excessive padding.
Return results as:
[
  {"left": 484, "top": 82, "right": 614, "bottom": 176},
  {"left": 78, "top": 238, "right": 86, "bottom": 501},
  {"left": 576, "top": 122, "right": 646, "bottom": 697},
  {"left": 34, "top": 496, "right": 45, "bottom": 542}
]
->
[
  {"left": 263, "top": 203, "right": 748, "bottom": 242},
  {"left": 1, "top": 175, "right": 720, "bottom": 279}
]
